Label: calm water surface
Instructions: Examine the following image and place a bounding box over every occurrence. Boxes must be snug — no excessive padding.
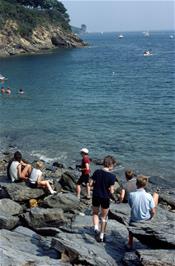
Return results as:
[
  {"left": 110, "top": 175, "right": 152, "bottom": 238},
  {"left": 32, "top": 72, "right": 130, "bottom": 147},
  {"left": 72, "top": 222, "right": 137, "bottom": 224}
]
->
[{"left": 0, "top": 32, "right": 175, "bottom": 179}]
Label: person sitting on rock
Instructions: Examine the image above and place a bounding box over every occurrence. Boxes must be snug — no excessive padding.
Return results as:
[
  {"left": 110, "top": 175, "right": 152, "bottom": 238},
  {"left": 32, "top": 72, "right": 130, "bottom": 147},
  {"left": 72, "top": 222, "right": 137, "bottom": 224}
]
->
[
  {"left": 119, "top": 170, "right": 137, "bottom": 203},
  {"left": 29, "top": 160, "right": 56, "bottom": 194},
  {"left": 127, "top": 175, "right": 159, "bottom": 249},
  {"left": 8, "top": 151, "right": 32, "bottom": 182},
  {"left": 76, "top": 148, "right": 91, "bottom": 199},
  {"left": 90, "top": 155, "right": 117, "bottom": 242}
]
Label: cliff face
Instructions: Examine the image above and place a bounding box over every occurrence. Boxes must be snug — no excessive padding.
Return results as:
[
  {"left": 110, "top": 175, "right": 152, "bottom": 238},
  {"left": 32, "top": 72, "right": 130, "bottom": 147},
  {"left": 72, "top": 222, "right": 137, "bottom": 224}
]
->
[{"left": 0, "top": 20, "right": 85, "bottom": 57}]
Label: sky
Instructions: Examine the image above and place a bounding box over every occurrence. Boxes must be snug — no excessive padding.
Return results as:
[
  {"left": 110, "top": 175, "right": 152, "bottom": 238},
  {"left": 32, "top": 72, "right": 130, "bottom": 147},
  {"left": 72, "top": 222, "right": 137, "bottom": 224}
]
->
[{"left": 62, "top": 1, "right": 175, "bottom": 32}]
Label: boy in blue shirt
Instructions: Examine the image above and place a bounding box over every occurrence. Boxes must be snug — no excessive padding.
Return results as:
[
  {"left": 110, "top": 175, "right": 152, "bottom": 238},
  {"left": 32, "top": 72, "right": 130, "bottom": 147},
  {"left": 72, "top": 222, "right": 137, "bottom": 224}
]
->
[{"left": 128, "top": 175, "right": 159, "bottom": 249}]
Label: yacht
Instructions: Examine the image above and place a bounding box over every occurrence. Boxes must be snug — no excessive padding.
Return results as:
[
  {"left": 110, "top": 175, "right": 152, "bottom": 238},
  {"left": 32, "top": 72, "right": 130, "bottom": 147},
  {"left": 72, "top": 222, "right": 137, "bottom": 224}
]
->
[
  {"left": 118, "top": 34, "right": 124, "bottom": 39},
  {"left": 144, "top": 50, "right": 152, "bottom": 56}
]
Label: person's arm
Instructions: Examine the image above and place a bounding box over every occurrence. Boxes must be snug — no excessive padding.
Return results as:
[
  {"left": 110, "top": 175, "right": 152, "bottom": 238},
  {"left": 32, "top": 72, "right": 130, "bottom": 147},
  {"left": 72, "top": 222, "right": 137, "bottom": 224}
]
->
[
  {"left": 17, "top": 164, "right": 28, "bottom": 180},
  {"left": 81, "top": 163, "right": 90, "bottom": 171},
  {"left": 109, "top": 185, "right": 118, "bottom": 202},
  {"left": 119, "top": 189, "right": 126, "bottom": 203},
  {"left": 150, "top": 207, "right": 156, "bottom": 218},
  {"left": 149, "top": 195, "right": 156, "bottom": 218},
  {"left": 37, "top": 172, "right": 43, "bottom": 184}
]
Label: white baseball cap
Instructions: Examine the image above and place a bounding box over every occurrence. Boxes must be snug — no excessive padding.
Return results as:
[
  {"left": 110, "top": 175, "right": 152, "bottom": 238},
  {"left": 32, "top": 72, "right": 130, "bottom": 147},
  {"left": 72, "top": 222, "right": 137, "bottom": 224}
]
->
[{"left": 80, "top": 148, "right": 89, "bottom": 154}]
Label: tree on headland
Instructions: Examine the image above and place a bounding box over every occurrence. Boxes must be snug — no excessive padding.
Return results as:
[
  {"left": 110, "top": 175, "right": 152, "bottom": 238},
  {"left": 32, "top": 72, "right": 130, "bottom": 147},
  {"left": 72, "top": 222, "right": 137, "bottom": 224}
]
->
[{"left": 6, "top": 0, "right": 67, "bottom": 14}]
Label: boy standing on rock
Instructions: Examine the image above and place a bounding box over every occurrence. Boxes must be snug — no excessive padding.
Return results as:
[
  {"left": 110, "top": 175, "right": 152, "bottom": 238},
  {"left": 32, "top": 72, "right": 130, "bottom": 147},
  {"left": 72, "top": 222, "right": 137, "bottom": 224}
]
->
[
  {"left": 90, "top": 155, "right": 117, "bottom": 242},
  {"left": 127, "top": 175, "right": 159, "bottom": 249},
  {"left": 76, "top": 148, "right": 91, "bottom": 200}
]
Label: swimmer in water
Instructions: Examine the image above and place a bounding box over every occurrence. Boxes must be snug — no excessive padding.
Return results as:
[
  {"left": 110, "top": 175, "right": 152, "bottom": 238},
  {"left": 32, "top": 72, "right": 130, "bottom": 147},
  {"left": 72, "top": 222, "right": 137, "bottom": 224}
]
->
[
  {"left": 6, "top": 87, "right": 11, "bottom": 95},
  {"left": 1, "top": 87, "right": 5, "bottom": 94},
  {"left": 18, "top": 89, "right": 24, "bottom": 95}
]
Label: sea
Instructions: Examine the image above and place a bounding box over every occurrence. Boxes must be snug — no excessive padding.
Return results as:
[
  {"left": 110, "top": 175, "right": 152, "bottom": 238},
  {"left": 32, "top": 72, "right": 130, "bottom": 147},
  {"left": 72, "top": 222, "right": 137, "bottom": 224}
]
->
[{"left": 0, "top": 31, "right": 175, "bottom": 180}]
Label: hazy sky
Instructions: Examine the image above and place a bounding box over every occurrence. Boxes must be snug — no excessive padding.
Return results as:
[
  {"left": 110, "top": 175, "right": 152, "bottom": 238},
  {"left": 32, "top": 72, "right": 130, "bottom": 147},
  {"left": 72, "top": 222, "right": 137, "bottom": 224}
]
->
[{"left": 62, "top": 1, "right": 175, "bottom": 32}]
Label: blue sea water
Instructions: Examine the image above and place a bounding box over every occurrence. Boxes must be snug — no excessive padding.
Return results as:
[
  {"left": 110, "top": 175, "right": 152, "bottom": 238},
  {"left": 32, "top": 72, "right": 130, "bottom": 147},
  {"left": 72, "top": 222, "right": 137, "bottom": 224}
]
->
[{"left": 0, "top": 31, "right": 175, "bottom": 179}]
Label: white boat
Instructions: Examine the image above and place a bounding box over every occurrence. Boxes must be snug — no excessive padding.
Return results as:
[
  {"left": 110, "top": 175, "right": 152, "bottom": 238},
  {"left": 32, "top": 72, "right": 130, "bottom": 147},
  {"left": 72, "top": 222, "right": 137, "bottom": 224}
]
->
[
  {"left": 118, "top": 34, "right": 124, "bottom": 39},
  {"left": 144, "top": 50, "right": 152, "bottom": 56},
  {"left": 0, "top": 74, "right": 7, "bottom": 81},
  {"left": 169, "top": 35, "right": 174, "bottom": 39},
  {"left": 143, "top": 31, "right": 150, "bottom": 37}
]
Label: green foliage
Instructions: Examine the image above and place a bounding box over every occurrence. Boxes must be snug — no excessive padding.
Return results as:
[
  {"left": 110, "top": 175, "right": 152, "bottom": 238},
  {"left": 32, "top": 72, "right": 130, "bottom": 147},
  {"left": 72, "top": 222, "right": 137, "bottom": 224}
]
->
[{"left": 0, "top": 0, "right": 71, "bottom": 36}]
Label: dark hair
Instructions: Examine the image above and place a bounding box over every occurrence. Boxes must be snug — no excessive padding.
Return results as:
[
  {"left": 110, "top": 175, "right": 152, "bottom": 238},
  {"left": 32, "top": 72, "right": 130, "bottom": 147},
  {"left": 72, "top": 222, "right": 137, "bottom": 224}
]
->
[
  {"left": 136, "top": 175, "right": 148, "bottom": 188},
  {"left": 103, "top": 155, "right": 116, "bottom": 168},
  {"left": 14, "top": 151, "right": 22, "bottom": 162},
  {"left": 125, "top": 169, "right": 135, "bottom": 180}
]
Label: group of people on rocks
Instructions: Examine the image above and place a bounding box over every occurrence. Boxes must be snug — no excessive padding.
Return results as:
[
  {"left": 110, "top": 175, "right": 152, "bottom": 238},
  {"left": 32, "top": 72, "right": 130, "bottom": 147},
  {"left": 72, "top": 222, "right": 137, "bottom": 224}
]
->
[
  {"left": 1, "top": 87, "right": 24, "bottom": 95},
  {"left": 8, "top": 148, "right": 159, "bottom": 249},
  {"left": 76, "top": 148, "right": 159, "bottom": 248}
]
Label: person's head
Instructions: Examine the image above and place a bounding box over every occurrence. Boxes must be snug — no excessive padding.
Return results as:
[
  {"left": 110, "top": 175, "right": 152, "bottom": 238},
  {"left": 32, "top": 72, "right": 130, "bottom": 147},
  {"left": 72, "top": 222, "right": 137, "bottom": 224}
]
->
[
  {"left": 136, "top": 175, "right": 148, "bottom": 188},
  {"left": 35, "top": 160, "right": 44, "bottom": 170},
  {"left": 103, "top": 155, "right": 116, "bottom": 170},
  {"left": 125, "top": 169, "right": 135, "bottom": 180},
  {"left": 80, "top": 148, "right": 89, "bottom": 156},
  {"left": 14, "top": 151, "right": 22, "bottom": 162}
]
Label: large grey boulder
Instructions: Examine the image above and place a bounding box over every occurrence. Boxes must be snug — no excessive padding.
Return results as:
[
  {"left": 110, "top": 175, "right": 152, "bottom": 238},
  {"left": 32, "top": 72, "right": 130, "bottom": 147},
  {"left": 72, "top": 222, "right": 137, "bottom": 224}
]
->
[
  {"left": 59, "top": 171, "right": 77, "bottom": 192},
  {"left": 0, "top": 212, "right": 19, "bottom": 229},
  {"left": 22, "top": 207, "right": 65, "bottom": 228},
  {"left": 0, "top": 198, "right": 23, "bottom": 215},
  {"left": 0, "top": 182, "right": 45, "bottom": 201},
  {"left": 123, "top": 250, "right": 175, "bottom": 266},
  {"left": 110, "top": 203, "right": 175, "bottom": 248},
  {"left": 136, "top": 249, "right": 175, "bottom": 266},
  {"left": 51, "top": 214, "right": 144, "bottom": 266},
  {"left": 0, "top": 227, "right": 70, "bottom": 266},
  {"left": 41, "top": 192, "right": 80, "bottom": 211},
  {"left": 0, "top": 198, "right": 23, "bottom": 229}
]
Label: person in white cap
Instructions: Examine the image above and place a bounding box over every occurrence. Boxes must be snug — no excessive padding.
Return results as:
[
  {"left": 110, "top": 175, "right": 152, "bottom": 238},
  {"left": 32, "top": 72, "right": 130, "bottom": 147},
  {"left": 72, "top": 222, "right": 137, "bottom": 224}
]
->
[{"left": 76, "top": 148, "right": 91, "bottom": 199}]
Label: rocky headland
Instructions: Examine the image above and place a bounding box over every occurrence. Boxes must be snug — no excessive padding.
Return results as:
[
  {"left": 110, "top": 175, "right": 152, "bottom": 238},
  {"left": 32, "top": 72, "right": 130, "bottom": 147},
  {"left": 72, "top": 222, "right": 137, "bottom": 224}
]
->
[
  {"left": 0, "top": 150, "right": 175, "bottom": 266},
  {"left": 0, "top": 0, "right": 85, "bottom": 57}
]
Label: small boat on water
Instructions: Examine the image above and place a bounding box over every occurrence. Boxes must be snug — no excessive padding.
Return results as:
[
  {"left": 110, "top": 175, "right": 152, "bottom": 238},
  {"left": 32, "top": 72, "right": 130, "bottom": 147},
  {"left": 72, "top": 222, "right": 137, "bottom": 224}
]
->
[
  {"left": 118, "top": 34, "right": 124, "bottom": 39},
  {"left": 0, "top": 74, "right": 7, "bottom": 81},
  {"left": 144, "top": 50, "right": 153, "bottom": 56},
  {"left": 143, "top": 31, "right": 150, "bottom": 37},
  {"left": 169, "top": 35, "right": 174, "bottom": 39}
]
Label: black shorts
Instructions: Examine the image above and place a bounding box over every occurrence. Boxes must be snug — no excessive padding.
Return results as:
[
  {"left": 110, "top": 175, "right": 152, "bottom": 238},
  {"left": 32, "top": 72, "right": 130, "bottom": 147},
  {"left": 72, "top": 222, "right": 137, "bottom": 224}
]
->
[
  {"left": 92, "top": 196, "right": 110, "bottom": 209},
  {"left": 29, "top": 182, "right": 37, "bottom": 188},
  {"left": 77, "top": 174, "right": 90, "bottom": 185}
]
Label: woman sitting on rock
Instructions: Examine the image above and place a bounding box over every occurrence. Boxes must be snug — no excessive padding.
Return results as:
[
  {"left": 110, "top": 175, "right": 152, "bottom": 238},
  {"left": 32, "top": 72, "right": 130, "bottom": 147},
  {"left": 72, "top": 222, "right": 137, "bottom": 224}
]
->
[
  {"left": 8, "top": 151, "right": 32, "bottom": 182},
  {"left": 29, "top": 160, "right": 56, "bottom": 194}
]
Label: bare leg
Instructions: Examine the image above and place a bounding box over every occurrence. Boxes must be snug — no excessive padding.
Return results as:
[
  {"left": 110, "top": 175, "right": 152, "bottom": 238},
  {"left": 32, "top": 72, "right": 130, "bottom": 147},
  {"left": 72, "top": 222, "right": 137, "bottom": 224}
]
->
[
  {"left": 92, "top": 207, "right": 99, "bottom": 231},
  {"left": 100, "top": 208, "right": 109, "bottom": 241},
  {"left": 128, "top": 232, "right": 133, "bottom": 248},
  {"left": 76, "top": 184, "right": 81, "bottom": 198},
  {"left": 38, "top": 180, "right": 56, "bottom": 194},
  {"left": 153, "top": 192, "right": 159, "bottom": 207}
]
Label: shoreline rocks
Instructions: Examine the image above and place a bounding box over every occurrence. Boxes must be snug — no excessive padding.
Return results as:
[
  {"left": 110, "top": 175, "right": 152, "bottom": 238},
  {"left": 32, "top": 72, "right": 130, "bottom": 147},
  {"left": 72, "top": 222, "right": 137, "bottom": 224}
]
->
[{"left": 0, "top": 153, "right": 175, "bottom": 265}]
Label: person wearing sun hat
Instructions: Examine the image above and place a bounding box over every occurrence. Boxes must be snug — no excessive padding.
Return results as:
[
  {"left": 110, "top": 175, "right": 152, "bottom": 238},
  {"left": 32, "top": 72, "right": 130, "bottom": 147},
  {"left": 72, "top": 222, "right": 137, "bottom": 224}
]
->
[{"left": 76, "top": 148, "right": 91, "bottom": 199}]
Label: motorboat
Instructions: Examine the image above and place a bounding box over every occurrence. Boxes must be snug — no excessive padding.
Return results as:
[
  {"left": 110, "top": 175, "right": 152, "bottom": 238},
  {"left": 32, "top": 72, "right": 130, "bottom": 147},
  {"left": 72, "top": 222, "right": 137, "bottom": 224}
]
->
[
  {"left": 169, "top": 35, "right": 174, "bottom": 39},
  {"left": 0, "top": 74, "right": 7, "bottom": 81},
  {"left": 144, "top": 50, "right": 152, "bottom": 56},
  {"left": 143, "top": 31, "right": 150, "bottom": 37},
  {"left": 118, "top": 34, "right": 124, "bottom": 39}
]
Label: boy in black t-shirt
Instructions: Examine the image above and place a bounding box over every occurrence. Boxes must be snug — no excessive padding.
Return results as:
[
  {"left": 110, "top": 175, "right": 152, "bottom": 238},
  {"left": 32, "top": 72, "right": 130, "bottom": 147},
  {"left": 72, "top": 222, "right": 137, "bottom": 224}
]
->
[{"left": 90, "top": 155, "right": 117, "bottom": 242}]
